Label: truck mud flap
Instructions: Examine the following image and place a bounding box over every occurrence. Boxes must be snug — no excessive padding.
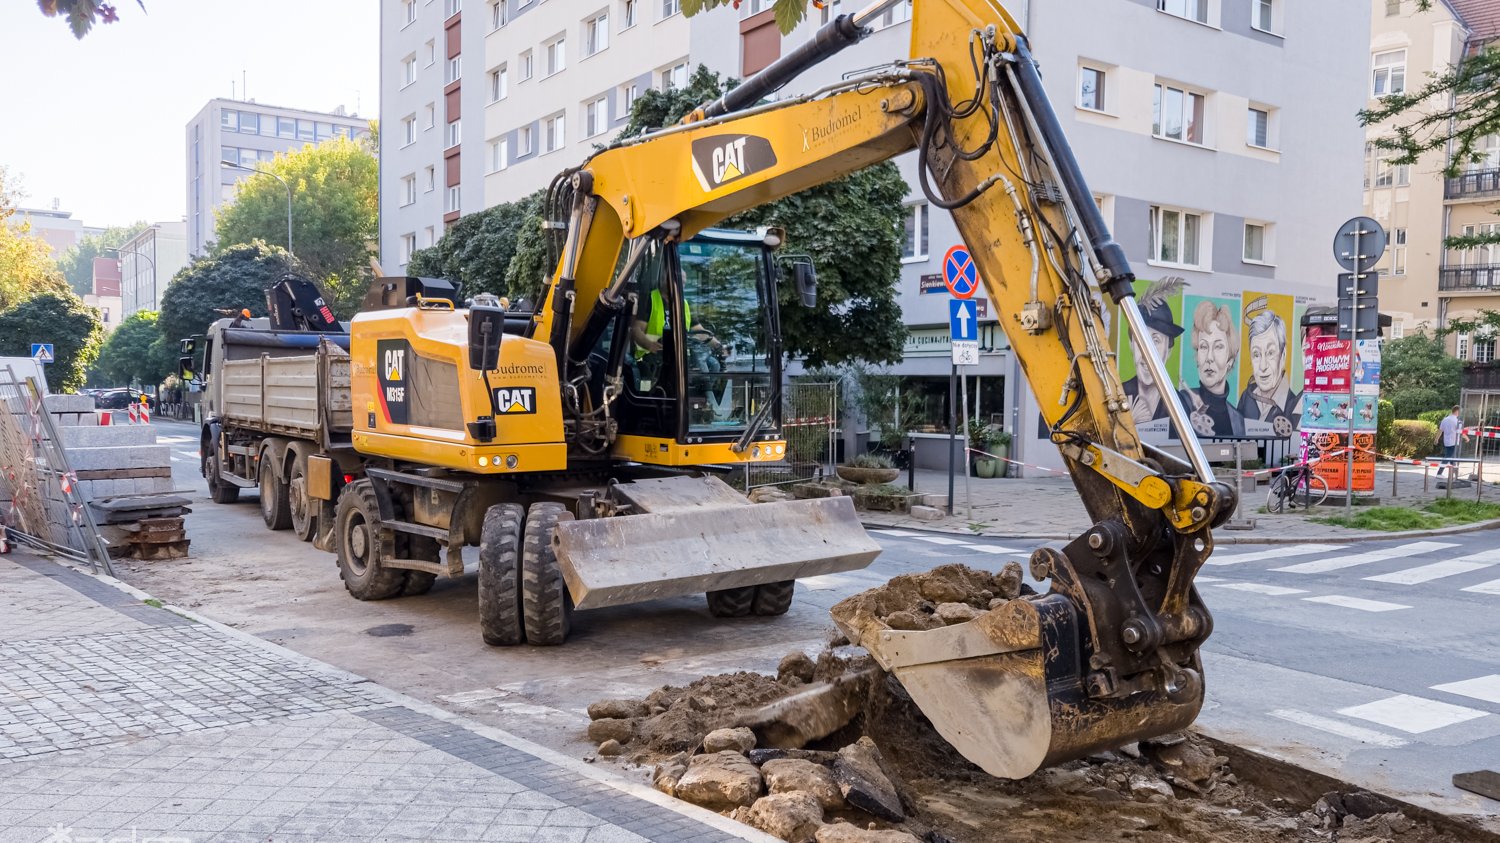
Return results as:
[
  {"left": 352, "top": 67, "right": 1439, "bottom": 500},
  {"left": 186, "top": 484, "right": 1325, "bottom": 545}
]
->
[{"left": 551, "top": 495, "right": 880, "bottom": 610}]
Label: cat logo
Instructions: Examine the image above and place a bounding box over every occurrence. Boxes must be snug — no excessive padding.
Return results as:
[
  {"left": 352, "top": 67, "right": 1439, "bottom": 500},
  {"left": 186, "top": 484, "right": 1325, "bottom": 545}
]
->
[
  {"left": 384, "top": 348, "right": 404, "bottom": 381},
  {"left": 494, "top": 387, "right": 537, "bottom": 415},
  {"left": 690, "top": 134, "right": 777, "bottom": 192}
]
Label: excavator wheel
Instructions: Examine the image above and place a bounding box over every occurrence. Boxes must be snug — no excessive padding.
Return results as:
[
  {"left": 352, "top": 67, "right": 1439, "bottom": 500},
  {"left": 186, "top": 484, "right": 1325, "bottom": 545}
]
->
[
  {"left": 258, "top": 454, "right": 292, "bottom": 531},
  {"left": 478, "top": 503, "right": 526, "bottom": 646},
  {"left": 706, "top": 586, "right": 755, "bottom": 618},
  {"left": 206, "top": 454, "right": 239, "bottom": 504},
  {"left": 287, "top": 452, "right": 317, "bottom": 542},
  {"left": 334, "top": 480, "right": 406, "bottom": 600},
  {"left": 752, "top": 580, "right": 795, "bottom": 616},
  {"left": 402, "top": 570, "right": 438, "bottom": 597},
  {"left": 521, "top": 502, "right": 574, "bottom": 646}
]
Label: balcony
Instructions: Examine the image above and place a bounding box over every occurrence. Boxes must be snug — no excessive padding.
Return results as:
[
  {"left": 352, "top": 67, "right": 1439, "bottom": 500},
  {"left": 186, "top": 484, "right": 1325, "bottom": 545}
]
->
[
  {"left": 1463, "top": 362, "right": 1500, "bottom": 392},
  {"left": 1446, "top": 168, "right": 1500, "bottom": 200},
  {"left": 1440, "top": 263, "right": 1500, "bottom": 292}
]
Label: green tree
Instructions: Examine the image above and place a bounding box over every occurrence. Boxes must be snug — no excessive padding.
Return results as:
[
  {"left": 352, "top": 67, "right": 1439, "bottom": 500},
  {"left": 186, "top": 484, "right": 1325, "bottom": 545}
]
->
[
  {"left": 90, "top": 310, "right": 174, "bottom": 387},
  {"left": 1380, "top": 331, "right": 1463, "bottom": 419},
  {"left": 158, "top": 241, "right": 289, "bottom": 348},
  {"left": 0, "top": 291, "right": 104, "bottom": 392},
  {"left": 54, "top": 222, "right": 148, "bottom": 296},
  {"left": 407, "top": 191, "right": 545, "bottom": 299},
  {"left": 619, "top": 66, "right": 906, "bottom": 367},
  {"left": 683, "top": 0, "right": 815, "bottom": 33},
  {"left": 214, "top": 136, "right": 377, "bottom": 316},
  {"left": 0, "top": 166, "right": 70, "bottom": 310},
  {"left": 35, "top": 0, "right": 143, "bottom": 38}
]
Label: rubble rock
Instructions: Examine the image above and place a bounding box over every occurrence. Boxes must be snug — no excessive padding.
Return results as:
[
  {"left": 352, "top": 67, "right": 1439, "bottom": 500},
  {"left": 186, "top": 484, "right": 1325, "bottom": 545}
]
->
[
  {"left": 750, "top": 748, "right": 841, "bottom": 766},
  {"left": 652, "top": 753, "right": 689, "bottom": 796},
  {"left": 883, "top": 610, "right": 938, "bottom": 631},
  {"left": 1128, "top": 775, "right": 1176, "bottom": 802},
  {"left": 1340, "top": 791, "right": 1397, "bottom": 820},
  {"left": 750, "top": 487, "right": 795, "bottom": 504},
  {"left": 1144, "top": 736, "right": 1221, "bottom": 784},
  {"left": 1041, "top": 767, "right": 1093, "bottom": 794},
  {"left": 587, "top": 718, "right": 635, "bottom": 745},
  {"left": 834, "top": 737, "right": 905, "bottom": 821},
  {"left": 689, "top": 694, "right": 719, "bottom": 712},
  {"left": 587, "top": 699, "right": 646, "bottom": 720},
  {"left": 995, "top": 561, "right": 1023, "bottom": 599},
  {"left": 704, "top": 726, "right": 757, "bottom": 754},
  {"left": 674, "top": 751, "right": 764, "bottom": 808},
  {"left": 762, "top": 759, "right": 844, "bottom": 810},
  {"left": 597, "top": 739, "right": 623, "bottom": 757},
  {"left": 908, "top": 505, "right": 944, "bottom": 521},
  {"left": 778, "top": 651, "right": 817, "bottom": 685},
  {"left": 814, "top": 824, "right": 922, "bottom": 843},
  {"left": 1341, "top": 811, "right": 1414, "bottom": 839},
  {"left": 1086, "top": 786, "right": 1128, "bottom": 803},
  {"left": 746, "top": 792, "right": 824, "bottom": 842},
  {"left": 934, "top": 602, "right": 982, "bottom": 625}
]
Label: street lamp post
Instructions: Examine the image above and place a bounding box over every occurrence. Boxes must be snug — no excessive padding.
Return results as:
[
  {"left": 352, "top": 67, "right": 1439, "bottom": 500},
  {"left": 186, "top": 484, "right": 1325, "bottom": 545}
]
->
[{"left": 220, "top": 160, "right": 293, "bottom": 257}]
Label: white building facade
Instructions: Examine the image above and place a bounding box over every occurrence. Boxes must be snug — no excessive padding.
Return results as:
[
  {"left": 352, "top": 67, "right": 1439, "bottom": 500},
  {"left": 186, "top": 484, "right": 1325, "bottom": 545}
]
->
[{"left": 119, "top": 221, "right": 189, "bottom": 318}]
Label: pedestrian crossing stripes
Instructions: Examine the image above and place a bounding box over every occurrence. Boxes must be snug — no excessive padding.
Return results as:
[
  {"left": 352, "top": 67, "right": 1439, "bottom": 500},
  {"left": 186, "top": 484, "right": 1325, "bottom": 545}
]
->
[
  {"left": 1206, "top": 544, "right": 1345, "bottom": 567},
  {"left": 1301, "top": 595, "right": 1410, "bottom": 613},
  {"left": 1364, "top": 558, "right": 1497, "bottom": 585},
  {"left": 1212, "top": 582, "right": 1307, "bottom": 596},
  {"left": 1269, "top": 709, "right": 1409, "bottom": 748},
  {"left": 1271, "top": 541, "right": 1459, "bottom": 575},
  {"left": 1337, "top": 694, "right": 1489, "bottom": 734},
  {"left": 1431, "top": 675, "right": 1500, "bottom": 705},
  {"left": 1462, "top": 579, "right": 1500, "bottom": 595}
]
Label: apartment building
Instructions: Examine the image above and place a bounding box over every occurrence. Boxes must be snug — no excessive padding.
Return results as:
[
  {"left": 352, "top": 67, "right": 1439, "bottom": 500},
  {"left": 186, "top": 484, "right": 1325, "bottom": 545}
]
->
[
  {"left": 693, "top": 0, "right": 1367, "bottom": 472},
  {"left": 380, "top": 0, "right": 489, "bottom": 273},
  {"left": 118, "top": 221, "right": 189, "bottom": 318},
  {"left": 1363, "top": 0, "right": 1500, "bottom": 361},
  {"left": 185, "top": 98, "right": 369, "bottom": 258},
  {"left": 86, "top": 257, "right": 123, "bottom": 334},
  {"left": 8, "top": 202, "right": 101, "bottom": 257}
]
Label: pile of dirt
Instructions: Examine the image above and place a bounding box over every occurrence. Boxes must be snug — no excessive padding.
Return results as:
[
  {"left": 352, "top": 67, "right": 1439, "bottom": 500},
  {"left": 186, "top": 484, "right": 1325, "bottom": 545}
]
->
[{"left": 829, "top": 563, "right": 1027, "bottom": 633}]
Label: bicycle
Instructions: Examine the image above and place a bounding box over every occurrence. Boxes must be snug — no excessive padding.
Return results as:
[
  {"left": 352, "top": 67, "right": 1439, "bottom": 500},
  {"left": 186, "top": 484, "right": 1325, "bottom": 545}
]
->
[{"left": 1265, "top": 461, "right": 1329, "bottom": 513}]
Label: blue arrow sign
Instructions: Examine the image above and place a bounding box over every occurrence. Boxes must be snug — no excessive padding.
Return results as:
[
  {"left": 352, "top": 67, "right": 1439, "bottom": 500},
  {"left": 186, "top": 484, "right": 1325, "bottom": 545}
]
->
[
  {"left": 949, "top": 299, "right": 977, "bottom": 342},
  {"left": 30, "top": 343, "right": 54, "bottom": 363}
]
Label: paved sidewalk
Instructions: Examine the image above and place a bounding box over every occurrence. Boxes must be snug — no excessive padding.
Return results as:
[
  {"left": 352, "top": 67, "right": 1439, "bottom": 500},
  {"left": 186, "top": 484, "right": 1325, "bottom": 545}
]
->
[
  {"left": 0, "top": 550, "right": 771, "bottom": 843},
  {"left": 865, "top": 463, "right": 1500, "bottom": 543}
]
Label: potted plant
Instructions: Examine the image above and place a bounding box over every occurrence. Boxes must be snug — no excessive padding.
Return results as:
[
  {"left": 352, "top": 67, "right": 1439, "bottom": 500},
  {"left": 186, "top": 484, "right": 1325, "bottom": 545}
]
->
[
  {"left": 968, "top": 421, "right": 1012, "bottom": 479},
  {"left": 836, "top": 452, "right": 901, "bottom": 485}
]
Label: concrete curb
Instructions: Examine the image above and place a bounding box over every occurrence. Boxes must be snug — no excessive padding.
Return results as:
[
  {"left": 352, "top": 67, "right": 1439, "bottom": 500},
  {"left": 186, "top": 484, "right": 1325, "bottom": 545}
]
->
[
  {"left": 21, "top": 550, "right": 778, "bottom": 843},
  {"left": 859, "top": 515, "right": 1500, "bottom": 545}
]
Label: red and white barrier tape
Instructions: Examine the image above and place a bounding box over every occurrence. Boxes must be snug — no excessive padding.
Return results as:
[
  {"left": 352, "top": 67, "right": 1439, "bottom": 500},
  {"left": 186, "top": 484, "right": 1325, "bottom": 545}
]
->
[{"left": 965, "top": 446, "right": 1069, "bottom": 475}]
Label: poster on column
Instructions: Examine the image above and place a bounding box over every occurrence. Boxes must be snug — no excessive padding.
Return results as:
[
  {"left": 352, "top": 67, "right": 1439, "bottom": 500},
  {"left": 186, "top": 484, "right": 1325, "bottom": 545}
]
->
[
  {"left": 1117, "top": 277, "right": 1186, "bottom": 439},
  {"left": 1178, "top": 293, "right": 1244, "bottom": 438},
  {"left": 1301, "top": 337, "right": 1376, "bottom": 492},
  {"left": 1238, "top": 292, "right": 1302, "bottom": 438}
]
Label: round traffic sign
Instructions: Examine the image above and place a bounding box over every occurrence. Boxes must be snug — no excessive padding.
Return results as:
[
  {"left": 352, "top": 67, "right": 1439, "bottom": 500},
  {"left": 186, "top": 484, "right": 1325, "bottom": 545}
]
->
[
  {"left": 1332, "top": 216, "right": 1387, "bottom": 273},
  {"left": 943, "top": 245, "right": 979, "bottom": 300}
]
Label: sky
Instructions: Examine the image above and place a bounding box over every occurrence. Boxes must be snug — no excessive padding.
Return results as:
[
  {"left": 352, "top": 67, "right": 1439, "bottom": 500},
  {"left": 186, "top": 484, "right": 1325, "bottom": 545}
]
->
[{"left": 0, "top": 0, "right": 378, "bottom": 228}]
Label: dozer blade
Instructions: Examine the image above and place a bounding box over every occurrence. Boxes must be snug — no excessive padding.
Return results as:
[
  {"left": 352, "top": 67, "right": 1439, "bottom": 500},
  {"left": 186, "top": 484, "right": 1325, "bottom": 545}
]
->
[
  {"left": 552, "top": 478, "right": 880, "bottom": 610},
  {"left": 831, "top": 594, "right": 1202, "bottom": 780}
]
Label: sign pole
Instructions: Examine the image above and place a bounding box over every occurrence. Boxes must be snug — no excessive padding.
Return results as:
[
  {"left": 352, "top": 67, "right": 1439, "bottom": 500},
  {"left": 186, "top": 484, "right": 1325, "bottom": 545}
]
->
[
  {"left": 1345, "top": 224, "right": 1360, "bottom": 514},
  {"left": 960, "top": 368, "right": 972, "bottom": 521},
  {"left": 947, "top": 364, "right": 956, "bottom": 516}
]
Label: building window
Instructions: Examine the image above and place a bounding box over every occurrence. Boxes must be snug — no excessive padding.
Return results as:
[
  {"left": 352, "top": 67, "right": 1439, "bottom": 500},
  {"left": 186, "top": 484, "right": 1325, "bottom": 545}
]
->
[
  {"left": 297, "top": 119, "right": 315, "bottom": 142},
  {"left": 901, "top": 202, "right": 929, "bottom": 261},
  {"left": 1385, "top": 0, "right": 1401, "bottom": 15},
  {"left": 1457, "top": 333, "right": 1472, "bottom": 360},
  {"left": 1247, "top": 107, "right": 1269, "bottom": 148},
  {"left": 1157, "top": 0, "right": 1208, "bottom": 24},
  {"left": 1253, "top": 0, "right": 1275, "bottom": 31},
  {"left": 403, "top": 116, "right": 417, "bottom": 146},
  {"left": 1372, "top": 145, "right": 1409, "bottom": 187},
  {"left": 490, "top": 65, "right": 509, "bottom": 101},
  {"left": 403, "top": 55, "right": 417, "bottom": 86},
  {"left": 660, "top": 61, "right": 688, "bottom": 91},
  {"left": 1078, "top": 66, "right": 1106, "bottom": 111},
  {"left": 520, "top": 50, "right": 534, "bottom": 81},
  {"left": 425, "top": 166, "right": 436, "bottom": 192},
  {"left": 1149, "top": 205, "right": 1203, "bottom": 268},
  {"left": 1390, "top": 320, "right": 1405, "bottom": 339},
  {"left": 661, "top": 0, "right": 680, "bottom": 19},
  {"left": 425, "top": 103, "right": 436, "bottom": 129},
  {"left": 1392, "top": 227, "right": 1406, "bottom": 275},
  {"left": 425, "top": 39, "right": 436, "bottom": 66},
  {"left": 446, "top": 119, "right": 461, "bottom": 148},
  {"left": 491, "top": 137, "right": 510, "bottom": 171},
  {"left": 278, "top": 117, "right": 296, "bottom": 138},
  {"left": 585, "top": 97, "right": 607, "bottom": 137},
  {"left": 544, "top": 112, "right": 566, "bottom": 152},
  {"left": 1478, "top": 336, "right": 1498, "bottom": 363},
  {"left": 425, "top": 226, "right": 437, "bottom": 247},
  {"left": 520, "top": 125, "right": 535, "bottom": 155},
  {"left": 620, "top": 82, "right": 640, "bottom": 117},
  {"left": 1372, "top": 50, "right": 1406, "bottom": 97},
  {"left": 492, "top": 0, "right": 508, "bottom": 29},
  {"left": 621, "top": 0, "right": 637, "bottom": 28},
  {"left": 545, "top": 37, "right": 567, "bottom": 76},
  {"left": 447, "top": 55, "right": 462, "bottom": 83},
  {"left": 584, "top": 12, "right": 609, "bottom": 56},
  {"left": 447, "top": 185, "right": 461, "bottom": 212},
  {"left": 401, "top": 175, "right": 416, "bottom": 207},
  {"left": 238, "top": 112, "right": 258, "bottom": 134},
  {"left": 404, "top": 0, "right": 416, "bottom": 24},
  {"left": 1242, "top": 222, "right": 1270, "bottom": 263},
  {"left": 401, "top": 233, "right": 417, "bottom": 264},
  {"left": 445, "top": 0, "right": 461, "bottom": 18},
  {"left": 1153, "top": 83, "right": 1205, "bottom": 144}
]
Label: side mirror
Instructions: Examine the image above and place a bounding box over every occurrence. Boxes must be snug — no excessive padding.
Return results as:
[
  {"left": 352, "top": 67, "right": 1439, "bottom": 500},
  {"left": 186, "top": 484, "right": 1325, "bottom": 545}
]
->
[
  {"left": 468, "top": 301, "right": 505, "bottom": 371},
  {"left": 180, "top": 338, "right": 196, "bottom": 354},
  {"left": 792, "top": 261, "right": 818, "bottom": 308},
  {"left": 178, "top": 356, "right": 195, "bottom": 382}
]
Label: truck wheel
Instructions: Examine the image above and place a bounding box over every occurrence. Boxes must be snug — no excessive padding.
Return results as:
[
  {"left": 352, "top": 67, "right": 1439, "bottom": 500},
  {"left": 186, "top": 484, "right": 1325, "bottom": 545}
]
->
[
  {"left": 752, "top": 580, "right": 795, "bottom": 616},
  {"left": 706, "top": 586, "right": 755, "bottom": 618},
  {"left": 478, "top": 503, "right": 526, "bottom": 646},
  {"left": 206, "top": 453, "right": 239, "bottom": 504},
  {"left": 335, "top": 481, "right": 406, "bottom": 600},
  {"left": 287, "top": 455, "right": 316, "bottom": 542},
  {"left": 258, "top": 458, "right": 292, "bottom": 531},
  {"left": 402, "top": 571, "right": 437, "bottom": 597},
  {"left": 521, "top": 502, "right": 573, "bottom": 646}
]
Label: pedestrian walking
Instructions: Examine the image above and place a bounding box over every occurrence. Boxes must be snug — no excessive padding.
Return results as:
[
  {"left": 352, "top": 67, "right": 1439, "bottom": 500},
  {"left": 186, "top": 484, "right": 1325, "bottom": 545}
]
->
[{"left": 1437, "top": 405, "right": 1468, "bottom": 478}]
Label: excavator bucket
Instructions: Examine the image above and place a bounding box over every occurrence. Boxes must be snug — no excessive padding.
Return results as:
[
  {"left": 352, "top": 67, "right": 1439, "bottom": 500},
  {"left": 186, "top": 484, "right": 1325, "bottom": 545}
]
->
[
  {"left": 831, "top": 593, "right": 1203, "bottom": 780},
  {"left": 551, "top": 476, "right": 880, "bottom": 610}
]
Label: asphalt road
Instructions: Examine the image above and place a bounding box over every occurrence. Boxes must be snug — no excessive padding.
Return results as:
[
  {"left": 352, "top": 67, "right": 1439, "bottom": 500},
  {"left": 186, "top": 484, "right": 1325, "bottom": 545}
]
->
[{"left": 141, "top": 419, "right": 1499, "bottom": 831}]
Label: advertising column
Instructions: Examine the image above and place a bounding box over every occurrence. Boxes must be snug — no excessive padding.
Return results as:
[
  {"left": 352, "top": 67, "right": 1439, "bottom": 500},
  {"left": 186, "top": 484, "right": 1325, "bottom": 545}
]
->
[{"left": 1301, "top": 336, "right": 1377, "bottom": 492}]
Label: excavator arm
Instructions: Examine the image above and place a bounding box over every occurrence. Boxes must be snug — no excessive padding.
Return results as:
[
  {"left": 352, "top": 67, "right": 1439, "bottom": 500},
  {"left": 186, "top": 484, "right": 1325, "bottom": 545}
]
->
[{"left": 533, "top": 0, "right": 1237, "bottom": 777}]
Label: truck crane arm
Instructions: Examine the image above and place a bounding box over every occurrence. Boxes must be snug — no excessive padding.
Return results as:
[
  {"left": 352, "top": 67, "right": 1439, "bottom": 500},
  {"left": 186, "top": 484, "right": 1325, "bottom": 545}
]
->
[{"left": 531, "top": 0, "right": 1237, "bottom": 778}]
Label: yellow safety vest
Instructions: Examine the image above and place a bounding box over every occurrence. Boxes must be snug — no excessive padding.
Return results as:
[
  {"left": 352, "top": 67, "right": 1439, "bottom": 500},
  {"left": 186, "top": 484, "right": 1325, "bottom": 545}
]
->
[{"left": 638, "top": 290, "right": 689, "bottom": 358}]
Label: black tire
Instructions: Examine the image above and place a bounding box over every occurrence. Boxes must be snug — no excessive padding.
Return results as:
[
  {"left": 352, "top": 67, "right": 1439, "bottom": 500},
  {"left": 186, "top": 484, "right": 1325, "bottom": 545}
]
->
[
  {"left": 288, "top": 454, "right": 317, "bottom": 542},
  {"left": 335, "top": 480, "right": 406, "bottom": 600},
  {"left": 706, "top": 586, "right": 755, "bottom": 618},
  {"left": 206, "top": 453, "right": 240, "bottom": 504},
  {"left": 1299, "top": 473, "right": 1330, "bottom": 509},
  {"left": 751, "top": 580, "right": 795, "bottom": 616},
  {"left": 402, "top": 571, "right": 437, "bottom": 596},
  {"left": 1265, "top": 474, "right": 1288, "bottom": 514},
  {"left": 521, "top": 502, "right": 573, "bottom": 646},
  {"left": 478, "top": 503, "right": 526, "bottom": 646},
  {"left": 259, "top": 456, "right": 292, "bottom": 531}
]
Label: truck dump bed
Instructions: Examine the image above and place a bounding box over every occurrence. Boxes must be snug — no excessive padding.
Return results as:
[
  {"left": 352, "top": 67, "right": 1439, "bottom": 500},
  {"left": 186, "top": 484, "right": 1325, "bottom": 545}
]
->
[{"left": 220, "top": 341, "right": 352, "bottom": 440}]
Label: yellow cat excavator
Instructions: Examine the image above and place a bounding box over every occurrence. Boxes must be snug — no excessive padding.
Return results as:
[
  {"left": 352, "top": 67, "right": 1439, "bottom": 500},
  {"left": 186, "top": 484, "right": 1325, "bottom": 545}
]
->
[{"left": 322, "top": 0, "right": 1235, "bottom": 779}]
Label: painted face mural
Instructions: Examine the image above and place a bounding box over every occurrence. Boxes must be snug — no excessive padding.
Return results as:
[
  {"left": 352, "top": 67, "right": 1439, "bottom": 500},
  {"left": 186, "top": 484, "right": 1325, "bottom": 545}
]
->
[{"left": 1249, "top": 326, "right": 1286, "bottom": 394}]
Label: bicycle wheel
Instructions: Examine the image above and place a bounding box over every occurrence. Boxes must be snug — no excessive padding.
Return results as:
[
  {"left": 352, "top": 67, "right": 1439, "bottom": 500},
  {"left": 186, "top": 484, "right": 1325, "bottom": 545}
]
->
[
  {"left": 1299, "top": 472, "right": 1330, "bottom": 509},
  {"left": 1266, "top": 474, "right": 1289, "bottom": 513}
]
